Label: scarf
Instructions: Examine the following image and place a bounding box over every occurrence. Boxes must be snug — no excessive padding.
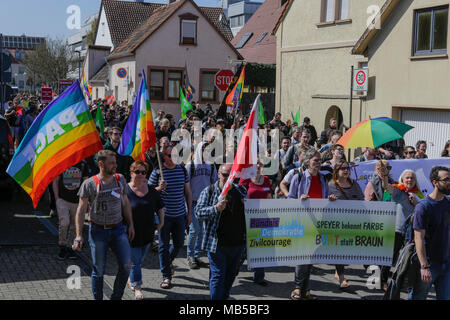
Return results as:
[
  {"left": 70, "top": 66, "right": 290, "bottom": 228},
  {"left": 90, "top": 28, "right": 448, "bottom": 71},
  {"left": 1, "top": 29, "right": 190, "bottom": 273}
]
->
[{"left": 393, "top": 183, "right": 424, "bottom": 199}]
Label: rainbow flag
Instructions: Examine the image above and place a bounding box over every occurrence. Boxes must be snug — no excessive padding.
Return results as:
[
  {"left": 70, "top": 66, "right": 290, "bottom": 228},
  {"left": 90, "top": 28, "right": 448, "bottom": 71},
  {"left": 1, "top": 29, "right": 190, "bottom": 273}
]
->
[
  {"left": 6, "top": 81, "right": 103, "bottom": 208},
  {"left": 225, "top": 65, "right": 245, "bottom": 112},
  {"left": 81, "top": 72, "right": 92, "bottom": 103},
  {"left": 118, "top": 70, "right": 156, "bottom": 161}
]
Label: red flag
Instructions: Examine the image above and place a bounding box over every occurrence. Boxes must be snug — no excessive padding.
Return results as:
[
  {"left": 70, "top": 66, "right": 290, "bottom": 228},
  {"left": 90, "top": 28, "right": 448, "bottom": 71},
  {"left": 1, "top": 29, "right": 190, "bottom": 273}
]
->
[{"left": 219, "top": 94, "right": 261, "bottom": 200}]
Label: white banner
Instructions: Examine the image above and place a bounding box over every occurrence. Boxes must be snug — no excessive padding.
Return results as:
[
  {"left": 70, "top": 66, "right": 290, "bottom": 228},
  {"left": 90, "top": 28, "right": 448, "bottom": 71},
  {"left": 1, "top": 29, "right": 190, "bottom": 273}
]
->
[
  {"left": 245, "top": 199, "right": 398, "bottom": 268},
  {"left": 351, "top": 158, "right": 450, "bottom": 196}
]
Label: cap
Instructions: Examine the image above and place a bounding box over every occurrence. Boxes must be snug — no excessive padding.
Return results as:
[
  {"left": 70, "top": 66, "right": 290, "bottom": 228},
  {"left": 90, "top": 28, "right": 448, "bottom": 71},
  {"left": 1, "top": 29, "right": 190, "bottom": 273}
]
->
[
  {"left": 304, "top": 117, "right": 310, "bottom": 123},
  {"left": 216, "top": 118, "right": 226, "bottom": 124}
]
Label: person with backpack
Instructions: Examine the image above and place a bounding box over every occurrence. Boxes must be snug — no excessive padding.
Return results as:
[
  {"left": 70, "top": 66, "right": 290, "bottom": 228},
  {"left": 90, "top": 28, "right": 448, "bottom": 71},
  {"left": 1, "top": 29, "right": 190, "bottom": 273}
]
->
[
  {"left": 378, "top": 169, "right": 425, "bottom": 290},
  {"left": 279, "top": 145, "right": 310, "bottom": 198},
  {"left": 195, "top": 164, "right": 248, "bottom": 300},
  {"left": 148, "top": 141, "right": 193, "bottom": 290},
  {"left": 288, "top": 150, "right": 337, "bottom": 300},
  {"left": 73, "top": 150, "right": 135, "bottom": 300},
  {"left": 409, "top": 166, "right": 450, "bottom": 300},
  {"left": 185, "top": 144, "right": 218, "bottom": 270},
  {"left": 328, "top": 160, "right": 364, "bottom": 289}
]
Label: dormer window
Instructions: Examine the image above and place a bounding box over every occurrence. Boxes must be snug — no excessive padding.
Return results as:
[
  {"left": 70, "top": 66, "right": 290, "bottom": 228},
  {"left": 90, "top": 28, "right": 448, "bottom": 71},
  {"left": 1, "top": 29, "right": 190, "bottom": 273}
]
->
[{"left": 180, "top": 13, "right": 198, "bottom": 45}]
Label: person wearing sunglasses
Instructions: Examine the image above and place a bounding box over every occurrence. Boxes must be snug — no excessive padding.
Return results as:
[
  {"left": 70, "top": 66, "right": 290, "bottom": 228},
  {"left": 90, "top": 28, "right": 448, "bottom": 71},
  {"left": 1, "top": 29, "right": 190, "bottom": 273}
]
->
[
  {"left": 328, "top": 160, "right": 364, "bottom": 289},
  {"left": 195, "top": 164, "right": 248, "bottom": 300},
  {"left": 403, "top": 146, "right": 416, "bottom": 159},
  {"left": 364, "top": 160, "right": 395, "bottom": 202},
  {"left": 126, "top": 161, "right": 164, "bottom": 300}
]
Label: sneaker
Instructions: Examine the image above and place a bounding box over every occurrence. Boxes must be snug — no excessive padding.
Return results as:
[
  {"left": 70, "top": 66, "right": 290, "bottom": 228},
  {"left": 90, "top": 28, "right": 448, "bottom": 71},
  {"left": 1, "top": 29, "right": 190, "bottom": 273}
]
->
[
  {"left": 66, "top": 248, "right": 78, "bottom": 260},
  {"left": 187, "top": 256, "right": 199, "bottom": 269},
  {"left": 57, "top": 247, "right": 68, "bottom": 260}
]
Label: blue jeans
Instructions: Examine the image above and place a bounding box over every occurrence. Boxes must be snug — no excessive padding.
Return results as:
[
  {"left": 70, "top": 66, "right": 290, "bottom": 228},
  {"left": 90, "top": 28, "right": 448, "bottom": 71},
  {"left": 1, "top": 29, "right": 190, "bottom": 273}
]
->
[
  {"left": 187, "top": 203, "right": 203, "bottom": 258},
  {"left": 88, "top": 223, "right": 131, "bottom": 300},
  {"left": 409, "top": 261, "right": 450, "bottom": 300},
  {"left": 158, "top": 215, "right": 186, "bottom": 279},
  {"left": 208, "top": 244, "right": 245, "bottom": 300},
  {"left": 129, "top": 244, "right": 151, "bottom": 288}
]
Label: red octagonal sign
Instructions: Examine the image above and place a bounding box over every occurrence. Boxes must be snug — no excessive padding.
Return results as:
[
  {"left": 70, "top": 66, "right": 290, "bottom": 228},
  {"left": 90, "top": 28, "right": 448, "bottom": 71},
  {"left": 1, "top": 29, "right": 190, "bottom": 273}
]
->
[{"left": 215, "top": 69, "right": 234, "bottom": 91}]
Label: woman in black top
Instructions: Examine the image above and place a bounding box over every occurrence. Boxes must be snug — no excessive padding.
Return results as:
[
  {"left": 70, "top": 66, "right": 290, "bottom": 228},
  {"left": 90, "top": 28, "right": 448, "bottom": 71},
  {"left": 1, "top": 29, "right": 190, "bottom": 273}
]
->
[
  {"left": 127, "top": 161, "right": 164, "bottom": 300},
  {"left": 328, "top": 160, "right": 364, "bottom": 289}
]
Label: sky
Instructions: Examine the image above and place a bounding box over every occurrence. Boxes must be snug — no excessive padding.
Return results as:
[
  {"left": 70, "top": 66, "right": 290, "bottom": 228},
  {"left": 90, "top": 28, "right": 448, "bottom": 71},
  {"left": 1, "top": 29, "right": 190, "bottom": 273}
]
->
[{"left": 0, "top": 0, "right": 228, "bottom": 40}]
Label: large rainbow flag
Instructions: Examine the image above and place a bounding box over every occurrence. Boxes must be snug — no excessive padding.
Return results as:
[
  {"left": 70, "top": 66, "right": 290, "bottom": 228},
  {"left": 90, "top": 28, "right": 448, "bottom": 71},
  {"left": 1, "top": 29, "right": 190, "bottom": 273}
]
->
[
  {"left": 225, "top": 65, "right": 245, "bottom": 112},
  {"left": 118, "top": 70, "right": 156, "bottom": 161},
  {"left": 6, "top": 81, "right": 103, "bottom": 208}
]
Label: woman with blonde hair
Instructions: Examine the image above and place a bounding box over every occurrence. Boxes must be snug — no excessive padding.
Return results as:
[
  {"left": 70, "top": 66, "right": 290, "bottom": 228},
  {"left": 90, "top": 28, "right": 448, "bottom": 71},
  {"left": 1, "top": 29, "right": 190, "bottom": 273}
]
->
[
  {"left": 379, "top": 168, "right": 424, "bottom": 290},
  {"left": 127, "top": 160, "right": 165, "bottom": 299}
]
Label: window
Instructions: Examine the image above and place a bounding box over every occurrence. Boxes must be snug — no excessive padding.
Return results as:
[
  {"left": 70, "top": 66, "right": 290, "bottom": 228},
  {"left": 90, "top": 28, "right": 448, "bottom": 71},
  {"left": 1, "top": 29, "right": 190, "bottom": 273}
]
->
[
  {"left": 181, "top": 19, "right": 197, "bottom": 44},
  {"left": 236, "top": 32, "right": 253, "bottom": 49},
  {"left": 200, "top": 71, "right": 217, "bottom": 102},
  {"left": 230, "top": 15, "right": 245, "bottom": 28},
  {"left": 321, "top": 0, "right": 350, "bottom": 23},
  {"left": 150, "top": 69, "right": 165, "bottom": 100},
  {"left": 19, "top": 80, "right": 24, "bottom": 89},
  {"left": 18, "top": 66, "right": 24, "bottom": 74},
  {"left": 256, "top": 33, "right": 268, "bottom": 44},
  {"left": 168, "top": 71, "right": 182, "bottom": 99},
  {"left": 339, "top": 0, "right": 349, "bottom": 20},
  {"left": 324, "top": 0, "right": 335, "bottom": 22},
  {"left": 414, "top": 6, "right": 448, "bottom": 56}
]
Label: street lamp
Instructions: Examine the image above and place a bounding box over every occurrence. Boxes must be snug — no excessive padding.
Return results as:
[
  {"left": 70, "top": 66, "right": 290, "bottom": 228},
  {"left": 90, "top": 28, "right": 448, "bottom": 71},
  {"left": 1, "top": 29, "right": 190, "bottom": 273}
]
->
[{"left": 74, "top": 50, "right": 81, "bottom": 81}]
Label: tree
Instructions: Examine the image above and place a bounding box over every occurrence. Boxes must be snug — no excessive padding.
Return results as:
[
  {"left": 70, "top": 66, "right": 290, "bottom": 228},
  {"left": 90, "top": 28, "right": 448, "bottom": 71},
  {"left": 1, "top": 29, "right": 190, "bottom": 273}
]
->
[
  {"left": 22, "top": 38, "right": 76, "bottom": 90},
  {"left": 85, "top": 18, "right": 99, "bottom": 47}
]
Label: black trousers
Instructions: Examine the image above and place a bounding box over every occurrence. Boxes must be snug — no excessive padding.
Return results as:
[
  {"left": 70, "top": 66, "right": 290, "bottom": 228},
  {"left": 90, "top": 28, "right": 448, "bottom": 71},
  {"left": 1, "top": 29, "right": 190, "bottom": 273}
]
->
[{"left": 380, "top": 232, "right": 404, "bottom": 283}]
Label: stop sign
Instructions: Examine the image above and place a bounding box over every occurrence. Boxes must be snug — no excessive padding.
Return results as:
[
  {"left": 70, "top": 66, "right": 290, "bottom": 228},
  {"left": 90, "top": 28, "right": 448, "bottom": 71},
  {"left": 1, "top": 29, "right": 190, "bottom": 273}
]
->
[{"left": 215, "top": 69, "right": 234, "bottom": 91}]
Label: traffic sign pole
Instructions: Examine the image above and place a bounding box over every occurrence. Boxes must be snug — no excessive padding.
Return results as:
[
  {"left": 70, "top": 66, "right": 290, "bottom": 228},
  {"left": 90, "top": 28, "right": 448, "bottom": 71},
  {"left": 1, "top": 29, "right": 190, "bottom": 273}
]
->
[{"left": 349, "top": 65, "right": 354, "bottom": 161}]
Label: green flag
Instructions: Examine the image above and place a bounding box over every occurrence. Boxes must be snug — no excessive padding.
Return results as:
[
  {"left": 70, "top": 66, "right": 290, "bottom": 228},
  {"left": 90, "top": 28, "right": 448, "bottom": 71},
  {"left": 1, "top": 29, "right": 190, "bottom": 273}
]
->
[
  {"left": 180, "top": 88, "right": 194, "bottom": 119},
  {"left": 95, "top": 105, "right": 105, "bottom": 137},
  {"left": 294, "top": 108, "right": 301, "bottom": 124},
  {"left": 258, "top": 99, "right": 265, "bottom": 125}
]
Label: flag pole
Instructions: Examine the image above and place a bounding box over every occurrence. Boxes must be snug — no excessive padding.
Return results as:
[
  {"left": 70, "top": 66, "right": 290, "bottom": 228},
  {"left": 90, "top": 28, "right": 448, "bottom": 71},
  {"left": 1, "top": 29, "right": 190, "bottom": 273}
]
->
[{"left": 155, "top": 143, "right": 164, "bottom": 181}]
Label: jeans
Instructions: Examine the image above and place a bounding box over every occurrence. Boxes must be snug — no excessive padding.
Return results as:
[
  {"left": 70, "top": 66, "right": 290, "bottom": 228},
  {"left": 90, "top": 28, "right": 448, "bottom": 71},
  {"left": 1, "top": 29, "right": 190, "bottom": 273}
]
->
[
  {"left": 88, "top": 223, "right": 131, "bottom": 300},
  {"left": 158, "top": 215, "right": 186, "bottom": 279},
  {"left": 129, "top": 244, "right": 151, "bottom": 288},
  {"left": 187, "top": 203, "right": 203, "bottom": 258},
  {"left": 208, "top": 244, "right": 245, "bottom": 300},
  {"left": 294, "top": 264, "right": 313, "bottom": 292},
  {"left": 409, "top": 261, "right": 450, "bottom": 300}
]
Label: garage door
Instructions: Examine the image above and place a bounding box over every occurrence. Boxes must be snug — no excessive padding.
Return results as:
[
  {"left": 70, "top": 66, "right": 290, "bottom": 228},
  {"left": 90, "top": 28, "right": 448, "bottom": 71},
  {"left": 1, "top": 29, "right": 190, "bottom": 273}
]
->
[{"left": 401, "top": 109, "right": 450, "bottom": 159}]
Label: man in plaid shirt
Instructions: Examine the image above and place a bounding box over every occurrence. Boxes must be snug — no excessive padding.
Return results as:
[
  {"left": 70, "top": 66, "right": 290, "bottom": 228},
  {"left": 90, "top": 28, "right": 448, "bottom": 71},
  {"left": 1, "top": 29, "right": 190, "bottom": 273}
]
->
[{"left": 195, "top": 164, "right": 248, "bottom": 300}]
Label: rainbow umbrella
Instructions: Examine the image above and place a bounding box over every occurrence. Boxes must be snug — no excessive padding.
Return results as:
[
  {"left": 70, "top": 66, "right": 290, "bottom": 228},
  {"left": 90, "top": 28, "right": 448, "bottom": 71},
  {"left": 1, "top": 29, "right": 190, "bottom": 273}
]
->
[{"left": 337, "top": 117, "right": 414, "bottom": 149}]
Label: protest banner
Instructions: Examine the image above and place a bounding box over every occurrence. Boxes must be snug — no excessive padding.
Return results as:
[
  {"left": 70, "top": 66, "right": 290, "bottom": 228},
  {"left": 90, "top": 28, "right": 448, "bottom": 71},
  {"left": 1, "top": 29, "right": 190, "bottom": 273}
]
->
[
  {"left": 245, "top": 199, "right": 397, "bottom": 269},
  {"left": 351, "top": 158, "right": 450, "bottom": 196}
]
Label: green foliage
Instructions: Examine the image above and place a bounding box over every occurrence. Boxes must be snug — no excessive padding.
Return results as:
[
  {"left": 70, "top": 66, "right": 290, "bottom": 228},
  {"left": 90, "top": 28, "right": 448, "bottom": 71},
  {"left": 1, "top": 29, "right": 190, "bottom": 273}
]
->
[
  {"left": 86, "top": 18, "right": 99, "bottom": 47},
  {"left": 244, "top": 62, "right": 276, "bottom": 88}
]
